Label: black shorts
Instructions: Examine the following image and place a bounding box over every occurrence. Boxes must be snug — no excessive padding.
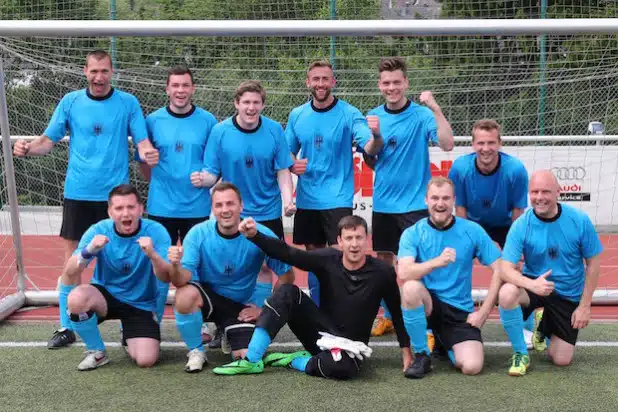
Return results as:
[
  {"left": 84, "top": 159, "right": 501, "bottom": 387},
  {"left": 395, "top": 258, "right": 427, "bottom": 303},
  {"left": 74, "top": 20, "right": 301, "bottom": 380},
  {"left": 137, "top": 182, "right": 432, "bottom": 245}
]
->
[
  {"left": 92, "top": 284, "right": 160, "bottom": 341},
  {"left": 293, "top": 207, "right": 353, "bottom": 246},
  {"left": 257, "top": 217, "right": 284, "bottom": 240},
  {"left": 521, "top": 282, "right": 579, "bottom": 345},
  {"left": 60, "top": 199, "right": 109, "bottom": 241},
  {"left": 481, "top": 225, "right": 511, "bottom": 249},
  {"left": 427, "top": 293, "right": 482, "bottom": 351},
  {"left": 372, "top": 210, "right": 429, "bottom": 254},
  {"left": 188, "top": 281, "right": 256, "bottom": 351},
  {"left": 148, "top": 215, "right": 209, "bottom": 244}
]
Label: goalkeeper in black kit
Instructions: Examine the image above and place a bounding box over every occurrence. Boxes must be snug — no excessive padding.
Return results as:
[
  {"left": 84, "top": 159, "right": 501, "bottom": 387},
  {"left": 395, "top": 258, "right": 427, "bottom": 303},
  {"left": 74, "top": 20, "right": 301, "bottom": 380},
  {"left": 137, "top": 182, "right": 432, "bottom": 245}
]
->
[{"left": 212, "top": 215, "right": 412, "bottom": 379}]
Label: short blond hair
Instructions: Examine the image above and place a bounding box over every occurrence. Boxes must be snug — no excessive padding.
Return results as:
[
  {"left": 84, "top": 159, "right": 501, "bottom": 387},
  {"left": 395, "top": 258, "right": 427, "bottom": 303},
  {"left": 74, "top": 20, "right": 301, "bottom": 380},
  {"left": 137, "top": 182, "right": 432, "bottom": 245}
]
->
[
  {"left": 426, "top": 176, "right": 455, "bottom": 196},
  {"left": 471, "top": 119, "right": 502, "bottom": 142},
  {"left": 307, "top": 60, "right": 333, "bottom": 76},
  {"left": 234, "top": 80, "right": 266, "bottom": 103}
]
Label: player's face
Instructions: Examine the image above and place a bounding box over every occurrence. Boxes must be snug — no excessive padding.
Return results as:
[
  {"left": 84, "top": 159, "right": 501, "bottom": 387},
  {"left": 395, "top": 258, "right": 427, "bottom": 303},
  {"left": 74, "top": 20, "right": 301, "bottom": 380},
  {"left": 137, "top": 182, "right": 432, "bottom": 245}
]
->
[
  {"left": 306, "top": 66, "right": 336, "bottom": 103},
  {"left": 212, "top": 189, "right": 243, "bottom": 231},
  {"left": 337, "top": 226, "right": 368, "bottom": 265},
  {"left": 529, "top": 175, "right": 560, "bottom": 218},
  {"left": 84, "top": 57, "right": 113, "bottom": 97},
  {"left": 378, "top": 70, "right": 409, "bottom": 106},
  {"left": 426, "top": 184, "right": 455, "bottom": 227},
  {"left": 166, "top": 74, "right": 195, "bottom": 110},
  {"left": 108, "top": 194, "right": 143, "bottom": 235},
  {"left": 472, "top": 129, "right": 501, "bottom": 168},
  {"left": 234, "top": 92, "right": 264, "bottom": 128}
]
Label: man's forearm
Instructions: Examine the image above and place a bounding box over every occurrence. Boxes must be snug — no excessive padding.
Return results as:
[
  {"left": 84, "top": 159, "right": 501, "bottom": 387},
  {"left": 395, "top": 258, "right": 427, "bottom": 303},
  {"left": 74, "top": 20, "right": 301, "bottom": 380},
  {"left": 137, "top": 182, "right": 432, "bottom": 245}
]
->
[
  {"left": 25, "top": 136, "right": 54, "bottom": 156},
  {"left": 580, "top": 266, "right": 600, "bottom": 307}
]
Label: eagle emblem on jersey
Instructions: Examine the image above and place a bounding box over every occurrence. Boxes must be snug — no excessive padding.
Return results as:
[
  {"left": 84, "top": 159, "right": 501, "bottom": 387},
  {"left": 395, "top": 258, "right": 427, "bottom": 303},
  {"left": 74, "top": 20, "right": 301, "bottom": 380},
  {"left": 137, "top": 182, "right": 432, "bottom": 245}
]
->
[
  {"left": 93, "top": 124, "right": 103, "bottom": 136},
  {"left": 315, "top": 135, "right": 323, "bottom": 149},
  {"left": 245, "top": 156, "right": 254, "bottom": 168},
  {"left": 387, "top": 137, "right": 397, "bottom": 148},
  {"left": 482, "top": 199, "right": 491, "bottom": 208},
  {"left": 548, "top": 247, "right": 559, "bottom": 260},
  {"left": 175, "top": 141, "right": 184, "bottom": 152},
  {"left": 122, "top": 263, "right": 131, "bottom": 274},
  {"left": 224, "top": 263, "right": 234, "bottom": 276}
]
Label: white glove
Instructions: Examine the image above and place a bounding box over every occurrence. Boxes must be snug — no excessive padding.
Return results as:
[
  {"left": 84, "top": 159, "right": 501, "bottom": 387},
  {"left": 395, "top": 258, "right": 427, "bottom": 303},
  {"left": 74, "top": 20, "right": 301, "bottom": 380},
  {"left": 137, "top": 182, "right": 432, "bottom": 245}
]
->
[{"left": 316, "top": 331, "right": 373, "bottom": 361}]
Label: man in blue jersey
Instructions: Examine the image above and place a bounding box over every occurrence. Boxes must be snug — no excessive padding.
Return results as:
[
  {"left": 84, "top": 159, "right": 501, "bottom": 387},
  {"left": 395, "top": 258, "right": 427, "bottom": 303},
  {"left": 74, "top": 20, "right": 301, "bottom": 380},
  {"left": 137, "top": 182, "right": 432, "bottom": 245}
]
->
[
  {"left": 13, "top": 50, "right": 152, "bottom": 349},
  {"left": 365, "top": 57, "right": 454, "bottom": 339},
  {"left": 286, "top": 60, "right": 384, "bottom": 305},
  {"left": 62, "top": 184, "right": 172, "bottom": 371},
  {"left": 398, "top": 177, "right": 502, "bottom": 379},
  {"left": 136, "top": 65, "right": 217, "bottom": 325},
  {"left": 497, "top": 170, "right": 602, "bottom": 376},
  {"left": 167, "top": 182, "right": 295, "bottom": 373},
  {"left": 196, "top": 80, "right": 295, "bottom": 347}
]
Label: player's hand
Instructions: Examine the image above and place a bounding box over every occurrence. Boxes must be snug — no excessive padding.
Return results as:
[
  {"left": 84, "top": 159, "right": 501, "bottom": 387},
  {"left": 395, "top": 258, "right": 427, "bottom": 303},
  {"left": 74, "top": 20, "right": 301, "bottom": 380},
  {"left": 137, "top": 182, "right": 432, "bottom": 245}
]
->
[
  {"left": 434, "top": 247, "right": 456, "bottom": 268},
  {"left": 571, "top": 304, "right": 591, "bottom": 329},
  {"left": 137, "top": 237, "right": 154, "bottom": 258},
  {"left": 13, "top": 139, "right": 31, "bottom": 157},
  {"left": 143, "top": 148, "right": 159, "bottom": 167},
  {"left": 419, "top": 91, "right": 440, "bottom": 112},
  {"left": 401, "top": 347, "right": 413, "bottom": 372},
  {"left": 291, "top": 158, "right": 308, "bottom": 176},
  {"left": 466, "top": 311, "right": 487, "bottom": 329},
  {"left": 284, "top": 201, "right": 296, "bottom": 217},
  {"left": 190, "top": 171, "right": 207, "bottom": 188},
  {"left": 366, "top": 115, "right": 381, "bottom": 137},
  {"left": 238, "top": 304, "right": 261, "bottom": 322},
  {"left": 87, "top": 235, "right": 109, "bottom": 254},
  {"left": 168, "top": 238, "right": 183, "bottom": 266},
  {"left": 529, "top": 270, "right": 554, "bottom": 296},
  {"left": 238, "top": 218, "right": 258, "bottom": 238}
]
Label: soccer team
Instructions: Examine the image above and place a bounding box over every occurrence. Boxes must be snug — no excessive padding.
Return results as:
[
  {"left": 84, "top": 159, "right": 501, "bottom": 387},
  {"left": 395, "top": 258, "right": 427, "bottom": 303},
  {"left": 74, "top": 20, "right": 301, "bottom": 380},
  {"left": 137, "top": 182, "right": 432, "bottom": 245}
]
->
[{"left": 13, "top": 50, "right": 603, "bottom": 379}]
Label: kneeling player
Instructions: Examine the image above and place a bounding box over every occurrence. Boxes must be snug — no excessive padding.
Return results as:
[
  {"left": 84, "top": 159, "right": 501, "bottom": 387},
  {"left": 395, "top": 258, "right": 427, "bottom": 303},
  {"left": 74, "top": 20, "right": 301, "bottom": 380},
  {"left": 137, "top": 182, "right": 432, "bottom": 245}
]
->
[
  {"left": 212, "top": 215, "right": 412, "bottom": 380},
  {"left": 167, "top": 182, "right": 294, "bottom": 373},
  {"left": 397, "top": 177, "right": 502, "bottom": 378},
  {"left": 498, "top": 170, "right": 602, "bottom": 376},
  {"left": 65, "top": 184, "right": 172, "bottom": 370}
]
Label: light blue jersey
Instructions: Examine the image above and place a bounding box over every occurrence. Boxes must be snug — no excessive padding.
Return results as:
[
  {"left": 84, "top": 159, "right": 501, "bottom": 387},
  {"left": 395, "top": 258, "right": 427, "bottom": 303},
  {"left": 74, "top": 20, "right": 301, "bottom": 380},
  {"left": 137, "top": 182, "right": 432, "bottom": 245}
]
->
[
  {"left": 449, "top": 152, "right": 528, "bottom": 228},
  {"left": 285, "top": 98, "right": 372, "bottom": 210},
  {"left": 399, "top": 217, "right": 501, "bottom": 312},
  {"left": 203, "top": 116, "right": 293, "bottom": 220},
  {"left": 367, "top": 100, "right": 438, "bottom": 213},
  {"left": 44, "top": 88, "right": 148, "bottom": 201},
  {"left": 180, "top": 219, "right": 291, "bottom": 303},
  {"left": 138, "top": 105, "right": 217, "bottom": 218},
  {"left": 74, "top": 218, "right": 171, "bottom": 312},
  {"left": 502, "top": 204, "right": 603, "bottom": 302}
]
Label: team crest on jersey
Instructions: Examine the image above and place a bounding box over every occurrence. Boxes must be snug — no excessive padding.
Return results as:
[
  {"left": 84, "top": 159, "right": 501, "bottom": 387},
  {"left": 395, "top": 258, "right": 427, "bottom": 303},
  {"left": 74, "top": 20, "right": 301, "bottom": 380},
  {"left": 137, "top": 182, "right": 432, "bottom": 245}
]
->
[
  {"left": 482, "top": 199, "right": 491, "bottom": 208},
  {"left": 122, "top": 263, "right": 131, "bottom": 274},
  {"left": 93, "top": 124, "right": 103, "bottom": 136},
  {"left": 224, "top": 263, "right": 234, "bottom": 276},
  {"left": 387, "top": 137, "right": 397, "bottom": 148},
  {"left": 175, "top": 141, "right": 184, "bottom": 152},
  {"left": 548, "top": 247, "right": 559, "bottom": 260},
  {"left": 245, "top": 156, "right": 254, "bottom": 168},
  {"left": 314, "top": 135, "right": 324, "bottom": 149}
]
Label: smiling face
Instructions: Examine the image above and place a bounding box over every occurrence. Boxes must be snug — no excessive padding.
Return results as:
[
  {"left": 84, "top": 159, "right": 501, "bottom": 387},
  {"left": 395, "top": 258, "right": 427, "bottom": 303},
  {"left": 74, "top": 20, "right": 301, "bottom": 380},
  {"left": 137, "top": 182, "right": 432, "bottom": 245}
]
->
[
  {"left": 234, "top": 91, "right": 264, "bottom": 129},
  {"left": 108, "top": 193, "right": 143, "bottom": 235},
  {"left": 212, "top": 188, "right": 243, "bottom": 232},
  {"left": 378, "top": 69, "right": 409, "bottom": 108},
  {"left": 166, "top": 73, "right": 195, "bottom": 112},
  {"left": 426, "top": 180, "right": 455, "bottom": 228},
  {"left": 306, "top": 65, "right": 336, "bottom": 104},
  {"left": 84, "top": 55, "right": 113, "bottom": 97},
  {"left": 529, "top": 170, "right": 560, "bottom": 218},
  {"left": 472, "top": 127, "right": 501, "bottom": 170}
]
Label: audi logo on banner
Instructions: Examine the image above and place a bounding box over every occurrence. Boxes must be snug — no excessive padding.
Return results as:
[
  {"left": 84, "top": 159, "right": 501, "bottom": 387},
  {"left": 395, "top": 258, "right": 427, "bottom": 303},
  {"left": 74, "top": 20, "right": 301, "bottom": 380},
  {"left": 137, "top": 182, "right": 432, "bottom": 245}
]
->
[{"left": 551, "top": 166, "right": 586, "bottom": 180}]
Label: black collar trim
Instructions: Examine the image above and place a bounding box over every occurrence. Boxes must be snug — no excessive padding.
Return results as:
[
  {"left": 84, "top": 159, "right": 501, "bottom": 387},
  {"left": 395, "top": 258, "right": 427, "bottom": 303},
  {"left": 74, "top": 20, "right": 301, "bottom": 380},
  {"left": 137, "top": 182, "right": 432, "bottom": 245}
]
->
[
  {"left": 86, "top": 87, "right": 114, "bottom": 101},
  {"left": 534, "top": 203, "right": 562, "bottom": 223},
  {"left": 384, "top": 99, "right": 411, "bottom": 115},
  {"left": 216, "top": 223, "right": 241, "bottom": 239},
  {"left": 428, "top": 216, "right": 456, "bottom": 231},
  {"left": 166, "top": 104, "right": 196, "bottom": 118},
  {"left": 232, "top": 115, "right": 262, "bottom": 134},
  {"left": 114, "top": 219, "right": 142, "bottom": 238},
  {"left": 475, "top": 152, "right": 502, "bottom": 176},
  {"left": 311, "top": 97, "right": 338, "bottom": 113}
]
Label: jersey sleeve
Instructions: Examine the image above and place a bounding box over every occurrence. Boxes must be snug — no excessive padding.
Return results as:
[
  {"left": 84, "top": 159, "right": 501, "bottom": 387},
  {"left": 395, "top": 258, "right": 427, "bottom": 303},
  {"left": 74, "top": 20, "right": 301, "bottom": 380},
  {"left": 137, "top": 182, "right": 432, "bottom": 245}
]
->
[
  {"left": 448, "top": 161, "right": 467, "bottom": 208},
  {"left": 151, "top": 223, "right": 172, "bottom": 263},
  {"left": 273, "top": 123, "right": 294, "bottom": 171},
  {"left": 502, "top": 217, "right": 525, "bottom": 264},
  {"left": 473, "top": 224, "right": 501, "bottom": 266},
  {"left": 180, "top": 226, "right": 202, "bottom": 280},
  {"left": 202, "top": 126, "right": 222, "bottom": 176},
  {"left": 511, "top": 163, "right": 529, "bottom": 210},
  {"left": 259, "top": 228, "right": 293, "bottom": 275},
  {"left": 422, "top": 108, "right": 439, "bottom": 145},
  {"left": 71, "top": 223, "right": 103, "bottom": 266},
  {"left": 349, "top": 106, "right": 372, "bottom": 149},
  {"left": 285, "top": 111, "right": 301, "bottom": 156},
  {"left": 43, "top": 95, "right": 70, "bottom": 143},
  {"left": 397, "top": 226, "right": 419, "bottom": 260},
  {"left": 128, "top": 95, "right": 148, "bottom": 144},
  {"left": 381, "top": 267, "right": 411, "bottom": 348},
  {"left": 580, "top": 213, "right": 603, "bottom": 259}
]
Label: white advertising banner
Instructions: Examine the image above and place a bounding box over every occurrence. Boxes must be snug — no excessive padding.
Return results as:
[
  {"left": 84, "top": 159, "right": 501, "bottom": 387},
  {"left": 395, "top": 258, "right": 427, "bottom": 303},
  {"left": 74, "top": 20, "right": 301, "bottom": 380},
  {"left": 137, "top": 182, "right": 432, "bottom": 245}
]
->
[{"left": 282, "top": 146, "right": 618, "bottom": 230}]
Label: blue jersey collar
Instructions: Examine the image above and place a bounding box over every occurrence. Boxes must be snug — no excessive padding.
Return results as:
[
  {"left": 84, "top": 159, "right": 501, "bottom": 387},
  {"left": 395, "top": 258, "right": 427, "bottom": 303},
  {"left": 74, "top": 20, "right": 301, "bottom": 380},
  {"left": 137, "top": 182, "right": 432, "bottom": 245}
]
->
[
  {"left": 86, "top": 87, "right": 114, "bottom": 101},
  {"left": 166, "top": 104, "right": 196, "bottom": 118},
  {"left": 533, "top": 203, "right": 562, "bottom": 223},
  {"left": 311, "top": 97, "right": 338, "bottom": 113},
  {"left": 232, "top": 115, "right": 262, "bottom": 134},
  {"left": 428, "top": 215, "right": 456, "bottom": 231}
]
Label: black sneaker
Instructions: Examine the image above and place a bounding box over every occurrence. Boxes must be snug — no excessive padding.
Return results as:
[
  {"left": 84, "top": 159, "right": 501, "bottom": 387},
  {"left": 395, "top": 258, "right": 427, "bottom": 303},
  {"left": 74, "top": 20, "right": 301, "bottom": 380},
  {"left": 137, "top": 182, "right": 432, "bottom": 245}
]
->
[
  {"left": 47, "top": 328, "right": 76, "bottom": 349},
  {"left": 208, "top": 328, "right": 223, "bottom": 349},
  {"left": 405, "top": 352, "right": 432, "bottom": 379}
]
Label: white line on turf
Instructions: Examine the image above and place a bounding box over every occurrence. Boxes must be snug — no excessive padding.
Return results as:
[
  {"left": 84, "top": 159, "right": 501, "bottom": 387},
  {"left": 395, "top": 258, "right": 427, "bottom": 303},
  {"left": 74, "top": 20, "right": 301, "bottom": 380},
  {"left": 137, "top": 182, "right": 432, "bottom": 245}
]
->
[{"left": 1, "top": 341, "right": 618, "bottom": 348}]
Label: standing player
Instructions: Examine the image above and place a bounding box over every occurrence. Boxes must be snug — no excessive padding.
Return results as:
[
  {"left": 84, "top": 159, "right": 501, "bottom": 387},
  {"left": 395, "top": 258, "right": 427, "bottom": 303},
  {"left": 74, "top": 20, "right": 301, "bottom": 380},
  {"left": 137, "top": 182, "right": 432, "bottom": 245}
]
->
[
  {"left": 498, "top": 170, "right": 602, "bottom": 376},
  {"left": 136, "top": 65, "right": 217, "bottom": 323},
  {"left": 366, "top": 57, "right": 454, "bottom": 338},
  {"left": 397, "top": 177, "right": 502, "bottom": 379},
  {"left": 63, "top": 184, "right": 172, "bottom": 370},
  {"left": 12, "top": 50, "right": 151, "bottom": 349},
  {"left": 212, "top": 215, "right": 412, "bottom": 379},
  {"left": 286, "top": 60, "right": 384, "bottom": 305},
  {"left": 167, "top": 183, "right": 295, "bottom": 373},
  {"left": 195, "top": 80, "right": 295, "bottom": 346}
]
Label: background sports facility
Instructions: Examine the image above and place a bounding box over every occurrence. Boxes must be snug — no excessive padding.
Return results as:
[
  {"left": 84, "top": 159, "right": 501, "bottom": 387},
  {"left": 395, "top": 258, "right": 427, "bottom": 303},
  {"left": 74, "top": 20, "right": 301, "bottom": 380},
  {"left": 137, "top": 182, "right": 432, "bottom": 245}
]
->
[{"left": 1, "top": 1, "right": 618, "bottom": 411}]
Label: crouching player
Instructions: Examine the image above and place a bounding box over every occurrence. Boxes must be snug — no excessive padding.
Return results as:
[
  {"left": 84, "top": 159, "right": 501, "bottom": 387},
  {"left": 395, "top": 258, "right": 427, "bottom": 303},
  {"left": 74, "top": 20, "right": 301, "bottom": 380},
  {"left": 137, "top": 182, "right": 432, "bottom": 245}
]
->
[
  {"left": 397, "top": 177, "right": 502, "bottom": 378},
  {"left": 167, "top": 182, "right": 294, "bottom": 373},
  {"left": 212, "top": 215, "right": 412, "bottom": 380},
  {"left": 498, "top": 170, "right": 602, "bottom": 376},
  {"left": 64, "top": 184, "right": 172, "bottom": 370}
]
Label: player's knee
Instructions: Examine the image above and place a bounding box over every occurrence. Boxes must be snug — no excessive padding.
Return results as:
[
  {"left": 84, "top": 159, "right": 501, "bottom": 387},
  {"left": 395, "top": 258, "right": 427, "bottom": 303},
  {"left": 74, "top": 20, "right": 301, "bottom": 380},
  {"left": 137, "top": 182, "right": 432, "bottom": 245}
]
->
[
  {"left": 133, "top": 350, "right": 158, "bottom": 368},
  {"left": 549, "top": 351, "right": 573, "bottom": 366},
  {"left": 498, "top": 283, "right": 520, "bottom": 309},
  {"left": 66, "top": 285, "right": 92, "bottom": 313},
  {"left": 174, "top": 285, "right": 201, "bottom": 314},
  {"left": 460, "top": 359, "right": 483, "bottom": 376},
  {"left": 272, "top": 283, "right": 301, "bottom": 303},
  {"left": 400, "top": 280, "right": 424, "bottom": 308}
]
